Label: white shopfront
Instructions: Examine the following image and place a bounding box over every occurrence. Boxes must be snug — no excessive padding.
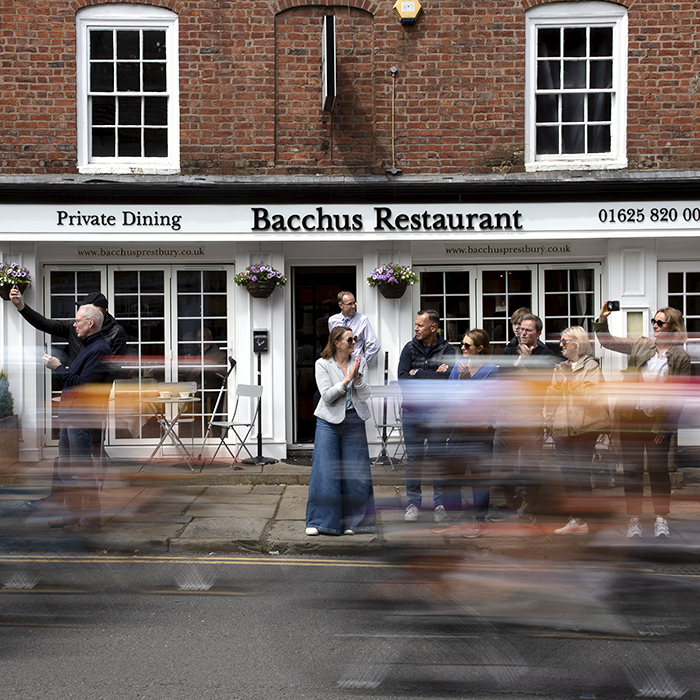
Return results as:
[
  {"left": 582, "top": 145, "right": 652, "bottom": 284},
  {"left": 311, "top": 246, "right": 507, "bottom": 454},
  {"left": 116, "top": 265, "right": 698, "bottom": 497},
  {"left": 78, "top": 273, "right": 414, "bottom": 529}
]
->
[{"left": 0, "top": 199, "right": 698, "bottom": 462}]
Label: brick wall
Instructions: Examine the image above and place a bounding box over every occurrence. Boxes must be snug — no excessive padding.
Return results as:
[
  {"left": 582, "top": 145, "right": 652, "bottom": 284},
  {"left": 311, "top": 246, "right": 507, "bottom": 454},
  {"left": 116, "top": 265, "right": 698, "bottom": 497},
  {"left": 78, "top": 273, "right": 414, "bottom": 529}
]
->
[{"left": 1, "top": 0, "right": 699, "bottom": 176}]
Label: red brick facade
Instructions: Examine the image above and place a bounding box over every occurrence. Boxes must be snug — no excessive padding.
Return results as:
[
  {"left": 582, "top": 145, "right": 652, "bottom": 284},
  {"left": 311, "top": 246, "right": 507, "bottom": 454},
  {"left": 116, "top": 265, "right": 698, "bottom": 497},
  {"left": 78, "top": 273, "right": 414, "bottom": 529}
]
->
[{"left": 1, "top": 0, "right": 699, "bottom": 176}]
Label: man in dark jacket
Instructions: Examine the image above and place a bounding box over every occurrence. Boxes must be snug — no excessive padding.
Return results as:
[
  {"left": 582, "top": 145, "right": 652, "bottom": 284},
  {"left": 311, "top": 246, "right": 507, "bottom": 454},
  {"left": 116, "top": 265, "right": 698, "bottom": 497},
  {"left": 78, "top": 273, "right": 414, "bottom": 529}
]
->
[
  {"left": 43, "top": 304, "right": 113, "bottom": 532},
  {"left": 398, "top": 310, "right": 456, "bottom": 523},
  {"left": 9, "top": 287, "right": 126, "bottom": 362}
]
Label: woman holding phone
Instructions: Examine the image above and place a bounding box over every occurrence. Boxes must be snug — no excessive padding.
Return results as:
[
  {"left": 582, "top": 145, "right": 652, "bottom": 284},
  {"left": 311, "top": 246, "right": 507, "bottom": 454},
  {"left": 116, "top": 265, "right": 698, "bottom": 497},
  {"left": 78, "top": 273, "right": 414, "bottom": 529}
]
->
[
  {"left": 305, "top": 326, "right": 375, "bottom": 536},
  {"left": 594, "top": 302, "right": 690, "bottom": 538}
]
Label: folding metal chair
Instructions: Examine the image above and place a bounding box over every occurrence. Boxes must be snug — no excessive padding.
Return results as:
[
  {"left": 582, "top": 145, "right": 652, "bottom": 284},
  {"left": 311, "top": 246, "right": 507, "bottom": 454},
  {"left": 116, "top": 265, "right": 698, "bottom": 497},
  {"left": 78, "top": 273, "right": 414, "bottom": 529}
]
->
[
  {"left": 368, "top": 383, "right": 406, "bottom": 470},
  {"left": 202, "top": 383, "right": 262, "bottom": 468},
  {"left": 198, "top": 357, "right": 236, "bottom": 466}
]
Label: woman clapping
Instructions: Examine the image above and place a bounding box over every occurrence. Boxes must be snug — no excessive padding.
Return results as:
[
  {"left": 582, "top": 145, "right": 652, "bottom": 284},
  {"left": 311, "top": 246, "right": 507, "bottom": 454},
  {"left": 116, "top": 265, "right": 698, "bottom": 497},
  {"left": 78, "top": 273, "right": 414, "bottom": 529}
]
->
[{"left": 305, "top": 327, "right": 375, "bottom": 536}]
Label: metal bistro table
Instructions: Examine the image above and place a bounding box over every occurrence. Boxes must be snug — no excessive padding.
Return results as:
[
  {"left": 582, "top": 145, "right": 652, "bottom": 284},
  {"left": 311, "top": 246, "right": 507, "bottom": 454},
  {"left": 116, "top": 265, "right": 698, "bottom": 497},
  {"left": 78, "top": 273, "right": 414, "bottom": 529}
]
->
[{"left": 139, "top": 395, "right": 200, "bottom": 472}]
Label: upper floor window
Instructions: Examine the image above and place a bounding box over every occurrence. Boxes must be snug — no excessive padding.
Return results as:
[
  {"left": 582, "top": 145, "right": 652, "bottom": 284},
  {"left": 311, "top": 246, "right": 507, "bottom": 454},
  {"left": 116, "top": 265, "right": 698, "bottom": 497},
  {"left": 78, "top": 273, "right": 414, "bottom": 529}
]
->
[
  {"left": 525, "top": 2, "right": 627, "bottom": 172},
  {"left": 76, "top": 5, "right": 179, "bottom": 174}
]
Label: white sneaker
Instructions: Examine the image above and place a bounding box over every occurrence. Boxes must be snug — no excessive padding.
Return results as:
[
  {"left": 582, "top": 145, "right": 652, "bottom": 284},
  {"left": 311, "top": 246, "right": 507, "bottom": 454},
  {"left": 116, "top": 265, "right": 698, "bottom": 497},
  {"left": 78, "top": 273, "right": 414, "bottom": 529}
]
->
[
  {"left": 654, "top": 516, "right": 671, "bottom": 538},
  {"left": 404, "top": 504, "right": 419, "bottom": 522},
  {"left": 626, "top": 516, "right": 643, "bottom": 539},
  {"left": 554, "top": 517, "right": 589, "bottom": 536},
  {"left": 343, "top": 529, "right": 355, "bottom": 535},
  {"left": 433, "top": 505, "right": 448, "bottom": 523},
  {"left": 305, "top": 526, "right": 319, "bottom": 536}
]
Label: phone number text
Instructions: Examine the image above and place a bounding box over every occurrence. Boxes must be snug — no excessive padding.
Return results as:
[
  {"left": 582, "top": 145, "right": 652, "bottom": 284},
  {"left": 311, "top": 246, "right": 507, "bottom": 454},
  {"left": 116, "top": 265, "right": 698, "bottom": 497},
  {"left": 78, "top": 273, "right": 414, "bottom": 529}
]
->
[{"left": 598, "top": 207, "right": 700, "bottom": 224}]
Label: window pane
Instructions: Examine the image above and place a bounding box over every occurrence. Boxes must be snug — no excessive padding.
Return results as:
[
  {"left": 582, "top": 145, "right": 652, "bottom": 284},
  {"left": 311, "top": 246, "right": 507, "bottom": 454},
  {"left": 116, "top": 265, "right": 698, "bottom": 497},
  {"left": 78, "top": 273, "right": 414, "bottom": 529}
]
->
[
  {"left": 143, "top": 30, "right": 166, "bottom": 59},
  {"left": 178, "top": 295, "right": 201, "bottom": 317},
  {"left": 90, "top": 30, "right": 113, "bottom": 60},
  {"left": 687, "top": 273, "right": 700, "bottom": 293},
  {"left": 178, "top": 271, "right": 201, "bottom": 292},
  {"left": 668, "top": 272, "right": 684, "bottom": 294},
  {"left": 536, "top": 126, "right": 559, "bottom": 154},
  {"left": 420, "top": 271, "right": 442, "bottom": 295},
  {"left": 141, "top": 270, "right": 164, "bottom": 292},
  {"left": 114, "top": 271, "right": 138, "bottom": 293},
  {"left": 685, "top": 296, "right": 700, "bottom": 316},
  {"left": 77, "top": 271, "right": 102, "bottom": 295},
  {"left": 144, "top": 97, "right": 167, "bottom": 125},
  {"left": 92, "top": 129, "right": 115, "bottom": 157},
  {"left": 562, "top": 93, "right": 584, "bottom": 122},
  {"left": 50, "top": 297, "right": 75, "bottom": 321},
  {"left": 92, "top": 97, "right": 115, "bottom": 125},
  {"left": 587, "top": 125, "right": 610, "bottom": 153},
  {"left": 571, "top": 293, "right": 594, "bottom": 316},
  {"left": 143, "top": 63, "right": 166, "bottom": 92},
  {"left": 117, "top": 62, "right": 140, "bottom": 91},
  {"left": 118, "top": 97, "right": 141, "bottom": 125},
  {"left": 203, "top": 295, "right": 227, "bottom": 317},
  {"left": 562, "top": 124, "right": 585, "bottom": 153},
  {"left": 538, "top": 28, "right": 560, "bottom": 57},
  {"left": 545, "top": 269, "right": 568, "bottom": 292},
  {"left": 508, "top": 271, "right": 531, "bottom": 293},
  {"left": 141, "top": 295, "right": 165, "bottom": 317},
  {"left": 563, "top": 60, "right": 586, "bottom": 89},
  {"left": 90, "top": 63, "right": 113, "bottom": 92},
  {"left": 590, "top": 59, "right": 612, "bottom": 89},
  {"left": 545, "top": 294, "right": 568, "bottom": 316},
  {"left": 588, "top": 93, "right": 611, "bottom": 121},
  {"left": 116, "top": 30, "right": 140, "bottom": 60},
  {"left": 203, "top": 271, "right": 227, "bottom": 293},
  {"left": 563, "top": 27, "right": 586, "bottom": 57},
  {"left": 536, "top": 94, "right": 558, "bottom": 123},
  {"left": 590, "top": 27, "right": 613, "bottom": 57},
  {"left": 508, "top": 295, "right": 532, "bottom": 314},
  {"left": 570, "top": 268, "right": 593, "bottom": 291},
  {"left": 537, "top": 60, "right": 560, "bottom": 90},
  {"left": 444, "top": 271, "right": 469, "bottom": 295},
  {"left": 118, "top": 128, "right": 141, "bottom": 157},
  {"left": 483, "top": 271, "right": 505, "bottom": 294},
  {"left": 144, "top": 129, "right": 168, "bottom": 157}
]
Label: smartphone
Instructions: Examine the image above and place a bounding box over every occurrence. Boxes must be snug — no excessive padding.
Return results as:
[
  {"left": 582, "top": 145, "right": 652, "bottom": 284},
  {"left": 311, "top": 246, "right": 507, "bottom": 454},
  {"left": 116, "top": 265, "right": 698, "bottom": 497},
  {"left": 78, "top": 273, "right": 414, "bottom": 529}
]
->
[{"left": 607, "top": 300, "right": 620, "bottom": 312}]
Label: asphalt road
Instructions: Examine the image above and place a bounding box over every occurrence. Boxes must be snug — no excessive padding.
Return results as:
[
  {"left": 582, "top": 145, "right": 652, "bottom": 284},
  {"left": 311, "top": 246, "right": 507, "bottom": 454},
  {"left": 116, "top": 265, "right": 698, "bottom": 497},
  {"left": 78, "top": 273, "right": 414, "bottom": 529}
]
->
[{"left": 1, "top": 551, "right": 699, "bottom": 700}]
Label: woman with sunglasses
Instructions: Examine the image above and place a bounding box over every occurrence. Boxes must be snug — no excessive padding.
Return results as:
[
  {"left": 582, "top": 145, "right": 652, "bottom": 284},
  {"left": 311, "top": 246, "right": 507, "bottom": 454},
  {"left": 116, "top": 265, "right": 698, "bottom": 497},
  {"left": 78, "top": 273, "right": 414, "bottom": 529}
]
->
[
  {"left": 545, "top": 326, "right": 611, "bottom": 536},
  {"left": 594, "top": 302, "right": 691, "bottom": 538},
  {"left": 440, "top": 329, "right": 498, "bottom": 537},
  {"left": 305, "top": 326, "right": 375, "bottom": 536}
]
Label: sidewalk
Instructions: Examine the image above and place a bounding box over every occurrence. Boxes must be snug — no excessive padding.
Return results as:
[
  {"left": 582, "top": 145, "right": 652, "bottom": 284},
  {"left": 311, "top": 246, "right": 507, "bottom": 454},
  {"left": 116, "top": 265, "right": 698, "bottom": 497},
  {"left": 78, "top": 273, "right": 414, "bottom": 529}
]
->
[{"left": 2, "top": 457, "right": 700, "bottom": 557}]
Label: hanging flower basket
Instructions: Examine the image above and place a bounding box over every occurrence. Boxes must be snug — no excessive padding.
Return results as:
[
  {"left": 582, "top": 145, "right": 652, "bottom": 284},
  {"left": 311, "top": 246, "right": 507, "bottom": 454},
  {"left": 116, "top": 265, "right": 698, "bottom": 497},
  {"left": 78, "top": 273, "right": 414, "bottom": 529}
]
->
[
  {"left": 0, "top": 262, "right": 31, "bottom": 301},
  {"left": 245, "top": 281, "right": 277, "bottom": 299},
  {"left": 377, "top": 280, "right": 408, "bottom": 299},
  {"left": 367, "top": 263, "right": 417, "bottom": 300},
  {"left": 234, "top": 263, "right": 287, "bottom": 299}
]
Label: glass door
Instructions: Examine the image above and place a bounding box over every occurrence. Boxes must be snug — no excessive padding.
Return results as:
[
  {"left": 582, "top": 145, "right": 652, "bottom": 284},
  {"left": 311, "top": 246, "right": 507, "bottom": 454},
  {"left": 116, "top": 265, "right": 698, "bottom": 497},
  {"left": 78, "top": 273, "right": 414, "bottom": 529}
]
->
[
  {"left": 291, "top": 266, "right": 356, "bottom": 444},
  {"left": 109, "top": 265, "right": 233, "bottom": 446}
]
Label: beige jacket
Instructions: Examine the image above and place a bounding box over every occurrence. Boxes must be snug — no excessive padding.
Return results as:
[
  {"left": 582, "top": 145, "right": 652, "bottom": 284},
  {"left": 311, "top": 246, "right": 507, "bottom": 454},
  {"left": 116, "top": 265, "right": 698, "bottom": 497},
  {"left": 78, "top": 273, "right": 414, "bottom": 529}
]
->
[{"left": 545, "top": 355, "right": 612, "bottom": 437}]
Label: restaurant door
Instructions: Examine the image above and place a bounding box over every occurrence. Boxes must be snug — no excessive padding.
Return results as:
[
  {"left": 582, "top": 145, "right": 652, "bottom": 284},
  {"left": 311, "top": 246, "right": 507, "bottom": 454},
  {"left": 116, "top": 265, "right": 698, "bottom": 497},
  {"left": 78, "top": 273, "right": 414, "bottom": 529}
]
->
[{"left": 292, "top": 266, "right": 355, "bottom": 444}]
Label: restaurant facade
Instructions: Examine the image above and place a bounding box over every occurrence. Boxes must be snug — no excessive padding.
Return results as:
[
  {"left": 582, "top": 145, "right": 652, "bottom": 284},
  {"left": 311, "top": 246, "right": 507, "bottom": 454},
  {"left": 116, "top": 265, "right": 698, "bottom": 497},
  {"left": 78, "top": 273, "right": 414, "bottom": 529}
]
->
[
  {"left": 2, "top": 0, "right": 700, "bottom": 460},
  {"left": 1, "top": 174, "right": 698, "bottom": 462}
]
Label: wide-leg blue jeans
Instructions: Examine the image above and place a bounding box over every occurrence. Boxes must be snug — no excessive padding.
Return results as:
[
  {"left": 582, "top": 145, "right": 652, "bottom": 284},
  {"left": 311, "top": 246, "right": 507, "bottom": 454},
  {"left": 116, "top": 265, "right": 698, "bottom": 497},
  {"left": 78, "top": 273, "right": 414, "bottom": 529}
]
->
[{"left": 306, "top": 410, "right": 376, "bottom": 534}]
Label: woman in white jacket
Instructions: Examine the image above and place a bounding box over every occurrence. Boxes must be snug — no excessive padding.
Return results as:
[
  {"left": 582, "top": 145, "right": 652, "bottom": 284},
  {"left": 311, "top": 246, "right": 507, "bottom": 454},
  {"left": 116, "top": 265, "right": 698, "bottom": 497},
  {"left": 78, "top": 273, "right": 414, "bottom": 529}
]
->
[{"left": 305, "top": 326, "right": 375, "bottom": 536}]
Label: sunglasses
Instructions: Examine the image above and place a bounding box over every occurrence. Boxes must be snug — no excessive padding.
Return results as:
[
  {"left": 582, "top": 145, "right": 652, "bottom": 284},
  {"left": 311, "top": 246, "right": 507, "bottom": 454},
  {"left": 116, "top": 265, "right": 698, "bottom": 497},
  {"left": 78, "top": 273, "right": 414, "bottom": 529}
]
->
[
  {"left": 461, "top": 342, "right": 474, "bottom": 348},
  {"left": 651, "top": 319, "right": 667, "bottom": 327},
  {"left": 345, "top": 336, "right": 358, "bottom": 343}
]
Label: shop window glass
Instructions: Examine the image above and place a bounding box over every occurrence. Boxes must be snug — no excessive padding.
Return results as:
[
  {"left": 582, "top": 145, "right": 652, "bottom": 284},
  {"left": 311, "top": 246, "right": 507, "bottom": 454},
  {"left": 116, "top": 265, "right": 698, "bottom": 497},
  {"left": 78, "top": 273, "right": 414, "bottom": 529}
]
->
[{"left": 418, "top": 270, "right": 470, "bottom": 345}]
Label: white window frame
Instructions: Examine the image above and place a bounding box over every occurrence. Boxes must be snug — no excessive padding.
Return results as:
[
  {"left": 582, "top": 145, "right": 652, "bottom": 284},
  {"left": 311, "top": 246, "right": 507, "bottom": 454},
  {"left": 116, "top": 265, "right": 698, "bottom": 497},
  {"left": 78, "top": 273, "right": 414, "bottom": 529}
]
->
[
  {"left": 76, "top": 4, "right": 180, "bottom": 175},
  {"left": 525, "top": 2, "right": 627, "bottom": 172}
]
